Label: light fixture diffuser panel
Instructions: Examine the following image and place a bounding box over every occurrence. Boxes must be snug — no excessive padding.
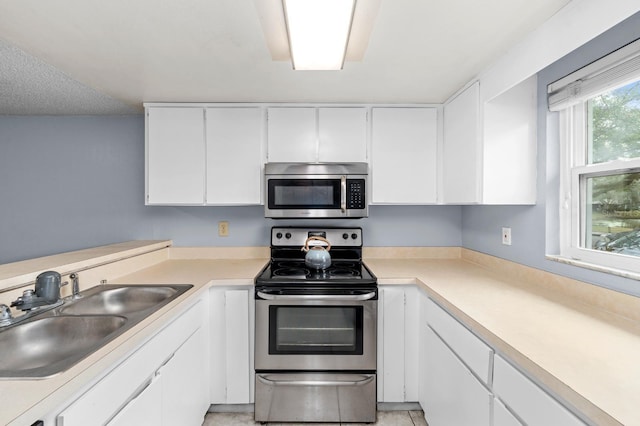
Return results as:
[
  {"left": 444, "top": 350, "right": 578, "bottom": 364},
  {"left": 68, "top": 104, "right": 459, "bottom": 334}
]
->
[{"left": 283, "top": 0, "right": 355, "bottom": 70}]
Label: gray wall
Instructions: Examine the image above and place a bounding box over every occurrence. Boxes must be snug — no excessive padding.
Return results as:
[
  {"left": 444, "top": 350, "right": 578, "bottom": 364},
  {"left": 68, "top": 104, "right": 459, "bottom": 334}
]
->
[
  {"left": 0, "top": 114, "right": 462, "bottom": 264},
  {"left": 462, "top": 11, "right": 640, "bottom": 296},
  {"left": 3, "top": 12, "right": 640, "bottom": 297}
]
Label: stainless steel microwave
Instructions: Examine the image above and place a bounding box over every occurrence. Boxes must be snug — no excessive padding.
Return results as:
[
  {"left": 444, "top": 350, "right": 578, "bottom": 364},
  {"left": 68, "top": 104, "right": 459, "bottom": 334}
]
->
[{"left": 264, "top": 162, "right": 368, "bottom": 219}]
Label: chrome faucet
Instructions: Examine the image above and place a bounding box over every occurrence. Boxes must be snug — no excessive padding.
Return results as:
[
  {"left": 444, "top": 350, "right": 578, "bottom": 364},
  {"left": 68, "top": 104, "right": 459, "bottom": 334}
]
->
[{"left": 70, "top": 273, "right": 82, "bottom": 299}]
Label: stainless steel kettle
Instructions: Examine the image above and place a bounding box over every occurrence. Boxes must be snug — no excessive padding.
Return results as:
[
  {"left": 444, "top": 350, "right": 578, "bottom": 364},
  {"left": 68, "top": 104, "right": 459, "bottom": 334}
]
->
[{"left": 302, "top": 236, "right": 332, "bottom": 270}]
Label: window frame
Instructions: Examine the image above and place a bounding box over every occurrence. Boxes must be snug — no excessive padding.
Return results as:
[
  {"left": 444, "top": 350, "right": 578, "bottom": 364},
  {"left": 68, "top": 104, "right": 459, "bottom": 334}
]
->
[{"left": 559, "top": 96, "right": 640, "bottom": 274}]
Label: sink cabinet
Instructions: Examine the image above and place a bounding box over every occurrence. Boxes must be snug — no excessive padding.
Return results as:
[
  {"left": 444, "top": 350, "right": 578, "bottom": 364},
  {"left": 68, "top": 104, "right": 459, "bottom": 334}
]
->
[{"left": 54, "top": 297, "right": 209, "bottom": 426}]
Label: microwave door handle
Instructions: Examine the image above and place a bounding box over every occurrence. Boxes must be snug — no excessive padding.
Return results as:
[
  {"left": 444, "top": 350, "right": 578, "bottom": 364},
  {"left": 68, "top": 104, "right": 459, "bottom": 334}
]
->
[{"left": 341, "top": 176, "right": 347, "bottom": 213}]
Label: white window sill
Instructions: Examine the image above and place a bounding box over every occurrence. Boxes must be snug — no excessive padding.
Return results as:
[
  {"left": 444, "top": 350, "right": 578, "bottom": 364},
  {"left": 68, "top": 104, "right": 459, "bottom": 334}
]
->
[{"left": 546, "top": 254, "right": 640, "bottom": 282}]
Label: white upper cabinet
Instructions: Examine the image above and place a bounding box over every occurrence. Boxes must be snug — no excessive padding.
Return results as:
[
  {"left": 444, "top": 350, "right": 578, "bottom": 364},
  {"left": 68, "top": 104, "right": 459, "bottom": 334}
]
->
[
  {"left": 146, "top": 105, "right": 264, "bottom": 206},
  {"left": 371, "top": 107, "right": 438, "bottom": 204},
  {"left": 442, "top": 82, "right": 481, "bottom": 204},
  {"left": 267, "top": 107, "right": 367, "bottom": 163},
  {"left": 205, "top": 107, "right": 264, "bottom": 205},
  {"left": 146, "top": 107, "right": 205, "bottom": 205},
  {"left": 318, "top": 107, "right": 368, "bottom": 162},
  {"left": 442, "top": 77, "right": 537, "bottom": 205},
  {"left": 267, "top": 107, "right": 317, "bottom": 162},
  {"left": 482, "top": 76, "right": 537, "bottom": 205}
]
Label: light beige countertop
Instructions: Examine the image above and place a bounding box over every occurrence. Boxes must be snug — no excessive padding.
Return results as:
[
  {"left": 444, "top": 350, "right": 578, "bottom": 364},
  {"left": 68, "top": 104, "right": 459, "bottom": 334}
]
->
[
  {"left": 0, "top": 245, "right": 268, "bottom": 426},
  {"left": 1, "top": 242, "right": 639, "bottom": 426},
  {"left": 365, "top": 249, "right": 640, "bottom": 426}
]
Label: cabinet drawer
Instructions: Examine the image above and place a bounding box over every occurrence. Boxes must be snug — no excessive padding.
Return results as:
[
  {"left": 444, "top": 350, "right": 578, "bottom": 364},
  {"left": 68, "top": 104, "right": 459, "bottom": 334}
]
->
[
  {"left": 424, "top": 298, "right": 492, "bottom": 384},
  {"left": 493, "top": 355, "right": 585, "bottom": 426}
]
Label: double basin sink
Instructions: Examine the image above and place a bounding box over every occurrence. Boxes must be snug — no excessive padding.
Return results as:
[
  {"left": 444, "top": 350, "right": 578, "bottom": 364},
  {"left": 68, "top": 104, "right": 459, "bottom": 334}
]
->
[{"left": 0, "top": 284, "right": 192, "bottom": 379}]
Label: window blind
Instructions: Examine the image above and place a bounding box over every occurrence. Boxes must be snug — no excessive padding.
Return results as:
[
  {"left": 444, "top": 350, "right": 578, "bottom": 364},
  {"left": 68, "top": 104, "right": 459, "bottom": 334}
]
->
[{"left": 547, "top": 37, "right": 640, "bottom": 111}]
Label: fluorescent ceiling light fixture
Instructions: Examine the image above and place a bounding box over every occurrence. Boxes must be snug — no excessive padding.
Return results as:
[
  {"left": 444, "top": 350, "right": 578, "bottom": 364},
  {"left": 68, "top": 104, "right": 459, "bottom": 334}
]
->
[{"left": 283, "top": 0, "right": 356, "bottom": 70}]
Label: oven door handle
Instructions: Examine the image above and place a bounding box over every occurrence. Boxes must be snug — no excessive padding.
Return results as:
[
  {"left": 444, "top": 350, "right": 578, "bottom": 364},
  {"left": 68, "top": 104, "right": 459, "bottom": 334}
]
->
[
  {"left": 340, "top": 175, "right": 347, "bottom": 213},
  {"left": 256, "top": 291, "right": 376, "bottom": 301},
  {"left": 257, "top": 374, "right": 375, "bottom": 387}
]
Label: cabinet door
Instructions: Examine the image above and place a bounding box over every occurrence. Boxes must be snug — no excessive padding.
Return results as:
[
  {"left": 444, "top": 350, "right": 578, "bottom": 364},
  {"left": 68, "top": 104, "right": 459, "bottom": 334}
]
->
[
  {"left": 494, "top": 397, "right": 523, "bottom": 426},
  {"left": 371, "top": 108, "right": 438, "bottom": 204},
  {"left": 206, "top": 107, "right": 264, "bottom": 204},
  {"left": 56, "top": 300, "right": 204, "bottom": 426},
  {"left": 161, "top": 328, "right": 208, "bottom": 426},
  {"left": 378, "top": 286, "right": 419, "bottom": 403},
  {"left": 318, "top": 107, "right": 367, "bottom": 162},
  {"left": 210, "top": 288, "right": 252, "bottom": 404},
  {"left": 493, "top": 355, "right": 585, "bottom": 426},
  {"left": 267, "top": 107, "right": 317, "bottom": 162},
  {"left": 107, "top": 376, "right": 162, "bottom": 426},
  {"left": 422, "top": 326, "right": 491, "bottom": 426},
  {"left": 146, "top": 107, "right": 205, "bottom": 204},
  {"left": 378, "top": 286, "right": 405, "bottom": 402},
  {"left": 418, "top": 291, "right": 430, "bottom": 412},
  {"left": 442, "top": 82, "right": 481, "bottom": 204},
  {"left": 482, "top": 76, "right": 537, "bottom": 204}
]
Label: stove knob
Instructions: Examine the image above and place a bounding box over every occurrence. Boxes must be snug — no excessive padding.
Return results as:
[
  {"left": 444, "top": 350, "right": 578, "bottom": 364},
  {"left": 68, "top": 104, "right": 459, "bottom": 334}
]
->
[
  {"left": 342, "top": 233, "right": 349, "bottom": 240},
  {"left": 351, "top": 233, "right": 358, "bottom": 240},
  {"left": 276, "top": 232, "right": 283, "bottom": 239},
  {"left": 285, "top": 232, "right": 292, "bottom": 239}
]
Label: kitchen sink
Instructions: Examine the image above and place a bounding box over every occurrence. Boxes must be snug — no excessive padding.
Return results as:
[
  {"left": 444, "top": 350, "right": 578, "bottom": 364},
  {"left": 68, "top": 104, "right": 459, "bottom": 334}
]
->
[
  {"left": 60, "top": 285, "right": 185, "bottom": 316},
  {"left": 0, "top": 284, "right": 192, "bottom": 379},
  {"left": 0, "top": 315, "right": 127, "bottom": 378}
]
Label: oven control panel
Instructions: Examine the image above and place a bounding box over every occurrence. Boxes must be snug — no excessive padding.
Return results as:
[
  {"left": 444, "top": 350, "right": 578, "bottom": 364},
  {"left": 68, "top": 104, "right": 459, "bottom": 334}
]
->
[{"left": 272, "top": 227, "right": 362, "bottom": 247}]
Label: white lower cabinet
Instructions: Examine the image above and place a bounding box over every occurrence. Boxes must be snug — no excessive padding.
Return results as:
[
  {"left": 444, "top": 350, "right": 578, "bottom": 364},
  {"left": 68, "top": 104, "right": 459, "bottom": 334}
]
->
[
  {"left": 493, "top": 397, "right": 523, "bottom": 426},
  {"left": 422, "top": 325, "right": 491, "bottom": 426},
  {"left": 108, "top": 328, "right": 207, "bottom": 426},
  {"left": 161, "top": 327, "right": 209, "bottom": 425},
  {"left": 210, "top": 287, "right": 254, "bottom": 404},
  {"left": 424, "top": 297, "right": 493, "bottom": 385},
  {"left": 493, "top": 355, "right": 586, "bottom": 426},
  {"left": 377, "top": 285, "right": 419, "bottom": 403},
  {"left": 55, "top": 298, "right": 208, "bottom": 426},
  {"left": 107, "top": 375, "right": 162, "bottom": 426}
]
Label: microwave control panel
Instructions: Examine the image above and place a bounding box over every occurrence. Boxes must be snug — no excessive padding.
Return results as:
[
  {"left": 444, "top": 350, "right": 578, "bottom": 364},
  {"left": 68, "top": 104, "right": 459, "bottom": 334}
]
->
[{"left": 347, "top": 179, "right": 366, "bottom": 209}]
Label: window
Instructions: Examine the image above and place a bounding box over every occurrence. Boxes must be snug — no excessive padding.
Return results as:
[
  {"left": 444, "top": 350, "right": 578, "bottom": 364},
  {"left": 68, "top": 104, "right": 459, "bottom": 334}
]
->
[{"left": 550, "top": 38, "right": 640, "bottom": 273}]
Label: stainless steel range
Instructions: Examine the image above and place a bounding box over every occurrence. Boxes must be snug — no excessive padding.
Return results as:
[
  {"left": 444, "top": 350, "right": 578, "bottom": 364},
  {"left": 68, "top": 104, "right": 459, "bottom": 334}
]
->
[{"left": 254, "top": 227, "right": 377, "bottom": 423}]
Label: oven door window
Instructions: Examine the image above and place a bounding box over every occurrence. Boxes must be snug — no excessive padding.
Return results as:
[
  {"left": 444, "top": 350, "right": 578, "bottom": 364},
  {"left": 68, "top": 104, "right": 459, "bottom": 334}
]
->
[
  {"left": 269, "top": 305, "right": 363, "bottom": 355},
  {"left": 267, "top": 179, "right": 341, "bottom": 209}
]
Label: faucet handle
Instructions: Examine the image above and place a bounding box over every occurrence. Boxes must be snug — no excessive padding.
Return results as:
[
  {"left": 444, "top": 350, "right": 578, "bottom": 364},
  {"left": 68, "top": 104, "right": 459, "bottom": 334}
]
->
[{"left": 0, "top": 304, "right": 13, "bottom": 324}]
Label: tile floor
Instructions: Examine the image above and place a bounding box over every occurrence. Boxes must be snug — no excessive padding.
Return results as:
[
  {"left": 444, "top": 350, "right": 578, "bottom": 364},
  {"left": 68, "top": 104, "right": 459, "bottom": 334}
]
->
[{"left": 202, "top": 410, "right": 428, "bottom": 426}]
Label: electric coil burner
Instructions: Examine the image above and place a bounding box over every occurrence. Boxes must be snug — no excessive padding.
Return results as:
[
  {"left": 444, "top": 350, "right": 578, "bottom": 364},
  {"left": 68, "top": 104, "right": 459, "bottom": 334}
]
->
[{"left": 254, "top": 227, "right": 378, "bottom": 424}]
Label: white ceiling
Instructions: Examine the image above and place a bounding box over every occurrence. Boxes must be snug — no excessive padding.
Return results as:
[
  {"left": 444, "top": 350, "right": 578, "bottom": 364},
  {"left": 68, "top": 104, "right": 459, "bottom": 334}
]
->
[{"left": 0, "top": 0, "right": 572, "bottom": 115}]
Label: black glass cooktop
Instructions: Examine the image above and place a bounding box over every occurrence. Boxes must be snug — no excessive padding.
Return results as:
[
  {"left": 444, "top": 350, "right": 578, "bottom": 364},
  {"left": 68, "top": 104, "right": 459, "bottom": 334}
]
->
[{"left": 255, "top": 260, "right": 376, "bottom": 287}]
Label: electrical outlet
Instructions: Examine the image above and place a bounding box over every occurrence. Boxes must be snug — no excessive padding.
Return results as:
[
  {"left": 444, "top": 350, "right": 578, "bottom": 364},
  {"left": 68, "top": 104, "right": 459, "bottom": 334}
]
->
[
  {"left": 502, "top": 227, "right": 512, "bottom": 245},
  {"left": 218, "top": 221, "right": 229, "bottom": 237}
]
